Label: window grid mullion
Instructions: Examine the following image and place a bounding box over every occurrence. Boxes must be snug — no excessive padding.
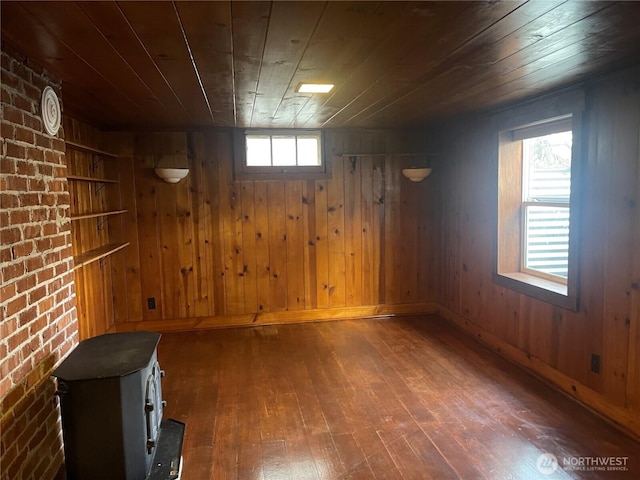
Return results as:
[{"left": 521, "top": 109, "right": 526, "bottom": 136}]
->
[
  {"left": 522, "top": 200, "right": 569, "bottom": 208},
  {"left": 294, "top": 135, "right": 299, "bottom": 167},
  {"left": 269, "top": 137, "right": 274, "bottom": 166}
]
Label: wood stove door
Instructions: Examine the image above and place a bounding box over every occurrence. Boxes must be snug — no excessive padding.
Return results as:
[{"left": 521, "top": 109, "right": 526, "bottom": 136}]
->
[{"left": 144, "top": 362, "right": 165, "bottom": 456}]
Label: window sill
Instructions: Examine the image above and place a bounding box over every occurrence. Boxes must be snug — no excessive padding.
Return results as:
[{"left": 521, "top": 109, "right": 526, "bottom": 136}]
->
[
  {"left": 493, "top": 271, "right": 577, "bottom": 311},
  {"left": 501, "top": 272, "right": 567, "bottom": 295}
]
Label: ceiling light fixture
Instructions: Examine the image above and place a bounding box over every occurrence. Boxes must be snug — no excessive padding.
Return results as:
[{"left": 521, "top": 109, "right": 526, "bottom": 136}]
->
[{"left": 296, "top": 83, "right": 334, "bottom": 93}]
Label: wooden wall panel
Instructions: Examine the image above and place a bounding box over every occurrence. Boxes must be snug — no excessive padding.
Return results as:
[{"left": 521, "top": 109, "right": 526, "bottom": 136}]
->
[
  {"left": 434, "top": 66, "right": 640, "bottom": 437},
  {"left": 599, "top": 80, "right": 638, "bottom": 403},
  {"left": 103, "top": 128, "right": 438, "bottom": 326}
]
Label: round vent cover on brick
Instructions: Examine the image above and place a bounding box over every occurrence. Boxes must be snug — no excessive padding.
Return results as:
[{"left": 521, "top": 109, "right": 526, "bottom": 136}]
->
[{"left": 41, "top": 86, "right": 61, "bottom": 136}]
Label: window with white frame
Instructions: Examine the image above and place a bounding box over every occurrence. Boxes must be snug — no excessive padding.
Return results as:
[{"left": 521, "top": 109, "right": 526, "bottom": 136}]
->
[
  {"left": 234, "top": 129, "right": 329, "bottom": 180},
  {"left": 496, "top": 114, "right": 581, "bottom": 310}
]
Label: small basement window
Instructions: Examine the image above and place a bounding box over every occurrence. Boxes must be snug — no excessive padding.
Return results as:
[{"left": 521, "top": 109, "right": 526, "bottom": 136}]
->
[
  {"left": 233, "top": 129, "right": 330, "bottom": 180},
  {"left": 495, "top": 114, "right": 581, "bottom": 310}
]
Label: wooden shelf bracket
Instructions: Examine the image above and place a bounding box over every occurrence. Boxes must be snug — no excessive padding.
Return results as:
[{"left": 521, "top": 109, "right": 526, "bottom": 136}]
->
[
  {"left": 97, "top": 216, "right": 107, "bottom": 232},
  {"left": 91, "top": 154, "right": 102, "bottom": 173},
  {"left": 94, "top": 181, "right": 106, "bottom": 196}
]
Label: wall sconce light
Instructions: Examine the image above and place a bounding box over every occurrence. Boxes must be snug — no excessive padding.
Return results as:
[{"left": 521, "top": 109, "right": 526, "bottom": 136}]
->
[
  {"left": 154, "top": 168, "right": 189, "bottom": 184},
  {"left": 402, "top": 167, "right": 432, "bottom": 182}
]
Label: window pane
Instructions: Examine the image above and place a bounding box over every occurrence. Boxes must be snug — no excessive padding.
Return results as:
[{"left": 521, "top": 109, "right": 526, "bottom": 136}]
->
[
  {"left": 297, "top": 137, "right": 320, "bottom": 166},
  {"left": 242, "top": 130, "right": 324, "bottom": 176},
  {"left": 524, "top": 205, "right": 570, "bottom": 278},
  {"left": 272, "top": 136, "right": 296, "bottom": 166},
  {"left": 523, "top": 131, "right": 572, "bottom": 202},
  {"left": 246, "top": 136, "right": 272, "bottom": 166}
]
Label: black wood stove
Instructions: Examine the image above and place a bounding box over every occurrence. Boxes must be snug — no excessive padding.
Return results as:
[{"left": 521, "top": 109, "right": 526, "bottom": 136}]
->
[{"left": 53, "top": 331, "right": 184, "bottom": 480}]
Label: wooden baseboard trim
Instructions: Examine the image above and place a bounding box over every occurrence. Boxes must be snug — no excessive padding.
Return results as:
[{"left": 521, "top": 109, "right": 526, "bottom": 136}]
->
[
  {"left": 113, "top": 303, "right": 438, "bottom": 334},
  {"left": 437, "top": 305, "right": 640, "bottom": 441}
]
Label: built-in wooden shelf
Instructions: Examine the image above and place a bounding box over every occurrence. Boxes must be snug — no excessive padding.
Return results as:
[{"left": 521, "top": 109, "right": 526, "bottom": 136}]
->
[
  {"left": 67, "top": 175, "right": 119, "bottom": 184},
  {"left": 73, "top": 242, "right": 130, "bottom": 270},
  {"left": 66, "top": 140, "right": 118, "bottom": 158},
  {"left": 70, "top": 209, "right": 127, "bottom": 221}
]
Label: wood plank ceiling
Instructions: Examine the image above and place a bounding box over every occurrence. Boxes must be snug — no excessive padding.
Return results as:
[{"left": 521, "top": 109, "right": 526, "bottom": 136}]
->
[{"left": 2, "top": 1, "right": 640, "bottom": 130}]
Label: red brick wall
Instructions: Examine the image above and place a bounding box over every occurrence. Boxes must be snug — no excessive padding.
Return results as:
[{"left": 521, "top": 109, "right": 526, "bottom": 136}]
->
[{"left": 1, "top": 45, "right": 78, "bottom": 480}]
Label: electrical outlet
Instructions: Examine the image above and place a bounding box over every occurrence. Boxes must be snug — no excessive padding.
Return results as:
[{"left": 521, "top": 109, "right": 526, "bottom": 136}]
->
[
  {"left": 147, "top": 297, "right": 156, "bottom": 310},
  {"left": 590, "top": 354, "right": 600, "bottom": 374}
]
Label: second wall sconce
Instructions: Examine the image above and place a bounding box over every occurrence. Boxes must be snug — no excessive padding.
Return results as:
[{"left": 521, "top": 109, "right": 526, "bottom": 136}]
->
[
  {"left": 402, "top": 167, "right": 432, "bottom": 182},
  {"left": 154, "top": 168, "right": 189, "bottom": 183}
]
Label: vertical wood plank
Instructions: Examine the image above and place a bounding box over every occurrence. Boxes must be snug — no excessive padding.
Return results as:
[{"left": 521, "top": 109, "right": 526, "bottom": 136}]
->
[
  {"left": 267, "top": 182, "right": 288, "bottom": 311},
  {"left": 285, "top": 181, "right": 305, "bottom": 310},
  {"left": 188, "top": 132, "right": 213, "bottom": 317},
  {"left": 302, "top": 180, "right": 318, "bottom": 309},
  {"left": 384, "top": 155, "right": 401, "bottom": 304},
  {"left": 314, "top": 178, "right": 330, "bottom": 309},
  {"left": 254, "top": 181, "right": 271, "bottom": 313},
  {"left": 133, "top": 134, "right": 164, "bottom": 320},
  {"left": 176, "top": 171, "right": 195, "bottom": 318},
  {"left": 343, "top": 144, "right": 363, "bottom": 307},
  {"left": 218, "top": 133, "right": 244, "bottom": 314},
  {"left": 240, "top": 181, "right": 259, "bottom": 314},
  {"left": 156, "top": 175, "right": 180, "bottom": 319},
  {"left": 398, "top": 157, "right": 419, "bottom": 304},
  {"left": 204, "top": 131, "right": 226, "bottom": 316},
  {"left": 327, "top": 155, "right": 346, "bottom": 307},
  {"left": 417, "top": 165, "right": 436, "bottom": 304},
  {"left": 361, "top": 154, "right": 375, "bottom": 306},
  {"left": 373, "top": 156, "right": 385, "bottom": 305},
  {"left": 74, "top": 267, "right": 88, "bottom": 339},
  {"left": 100, "top": 257, "right": 114, "bottom": 333}
]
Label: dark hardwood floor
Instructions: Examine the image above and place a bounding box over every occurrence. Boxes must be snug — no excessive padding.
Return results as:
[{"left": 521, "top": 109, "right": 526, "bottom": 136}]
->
[{"left": 158, "top": 316, "right": 639, "bottom": 479}]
